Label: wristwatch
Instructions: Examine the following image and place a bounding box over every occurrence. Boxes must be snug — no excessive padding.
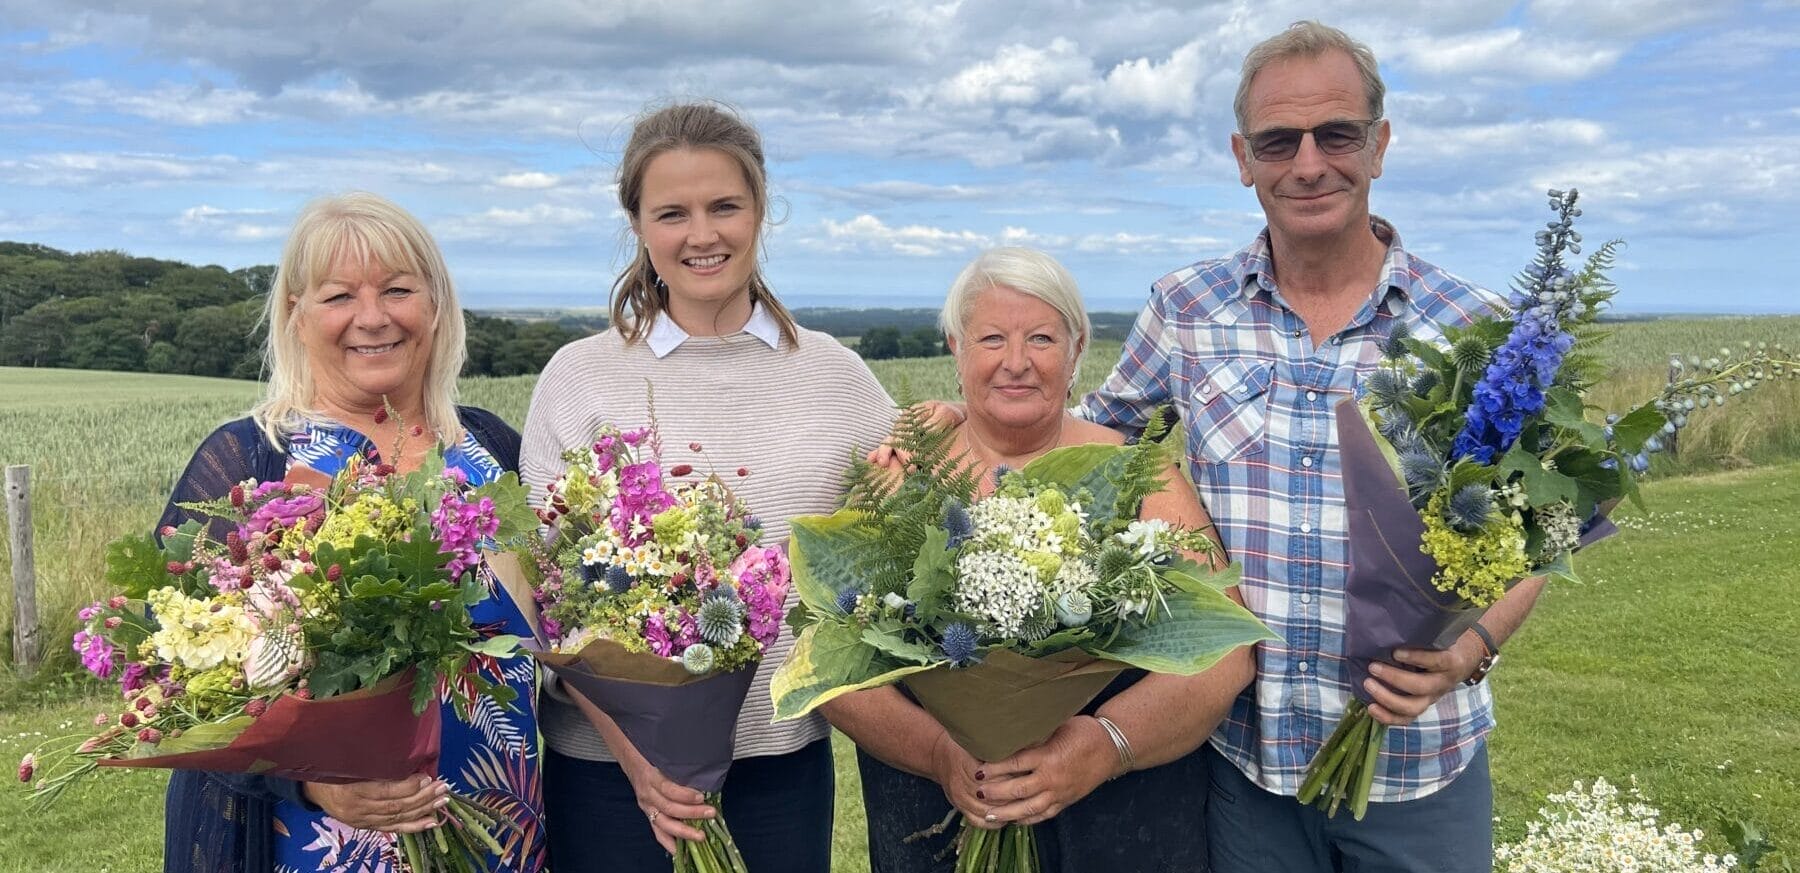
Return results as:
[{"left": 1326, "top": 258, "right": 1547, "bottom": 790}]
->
[{"left": 1462, "top": 622, "right": 1500, "bottom": 686}]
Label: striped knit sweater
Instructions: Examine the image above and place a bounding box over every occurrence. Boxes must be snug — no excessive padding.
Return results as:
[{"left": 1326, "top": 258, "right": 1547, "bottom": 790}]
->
[{"left": 520, "top": 323, "right": 897, "bottom": 761}]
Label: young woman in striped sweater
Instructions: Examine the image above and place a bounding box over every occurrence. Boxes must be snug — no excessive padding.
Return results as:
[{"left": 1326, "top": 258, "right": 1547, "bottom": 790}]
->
[{"left": 519, "top": 102, "right": 895, "bottom": 873}]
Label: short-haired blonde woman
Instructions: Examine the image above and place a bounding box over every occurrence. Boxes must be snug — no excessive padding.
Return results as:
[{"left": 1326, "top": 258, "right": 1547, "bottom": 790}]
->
[
  {"left": 156, "top": 192, "right": 545, "bottom": 873},
  {"left": 520, "top": 102, "right": 896, "bottom": 873},
  {"left": 831, "top": 247, "right": 1255, "bottom": 872}
]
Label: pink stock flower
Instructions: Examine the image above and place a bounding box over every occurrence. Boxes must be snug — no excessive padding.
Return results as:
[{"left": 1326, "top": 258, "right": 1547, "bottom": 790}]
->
[
  {"left": 241, "top": 491, "right": 325, "bottom": 537},
  {"left": 644, "top": 613, "right": 674, "bottom": 658},
  {"left": 432, "top": 493, "right": 499, "bottom": 578},
  {"left": 730, "top": 546, "right": 792, "bottom": 604},
  {"left": 675, "top": 609, "right": 701, "bottom": 650},
  {"left": 119, "top": 663, "right": 150, "bottom": 695},
  {"left": 72, "top": 629, "right": 115, "bottom": 679}
]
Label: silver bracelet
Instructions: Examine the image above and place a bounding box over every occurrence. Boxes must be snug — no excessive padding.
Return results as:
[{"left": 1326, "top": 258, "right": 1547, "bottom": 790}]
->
[{"left": 1093, "top": 715, "right": 1135, "bottom": 777}]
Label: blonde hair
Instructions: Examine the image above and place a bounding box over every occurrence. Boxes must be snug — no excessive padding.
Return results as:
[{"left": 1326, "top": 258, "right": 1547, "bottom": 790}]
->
[
  {"left": 941, "top": 247, "right": 1092, "bottom": 373},
  {"left": 610, "top": 101, "right": 800, "bottom": 348},
  {"left": 1234, "top": 20, "right": 1385, "bottom": 132},
  {"left": 252, "top": 192, "right": 467, "bottom": 446}
]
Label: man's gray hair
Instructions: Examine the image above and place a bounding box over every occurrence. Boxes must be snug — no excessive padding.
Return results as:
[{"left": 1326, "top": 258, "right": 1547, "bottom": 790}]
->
[
  {"left": 940, "top": 247, "right": 1091, "bottom": 370},
  {"left": 1234, "top": 20, "right": 1385, "bottom": 132}
]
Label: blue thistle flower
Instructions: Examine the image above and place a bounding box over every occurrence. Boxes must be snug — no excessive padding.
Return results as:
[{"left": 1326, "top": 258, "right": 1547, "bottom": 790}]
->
[
  {"left": 992, "top": 465, "right": 1011, "bottom": 489},
  {"left": 1410, "top": 369, "right": 1441, "bottom": 397},
  {"left": 578, "top": 561, "right": 605, "bottom": 586},
  {"left": 1376, "top": 407, "right": 1415, "bottom": 446},
  {"left": 704, "top": 584, "right": 740, "bottom": 603},
  {"left": 940, "top": 622, "right": 979, "bottom": 665},
  {"left": 1445, "top": 484, "right": 1495, "bottom": 532},
  {"left": 697, "top": 597, "right": 745, "bottom": 646},
  {"left": 1399, "top": 450, "right": 1444, "bottom": 493},
  {"left": 1364, "top": 369, "right": 1409, "bottom": 409},
  {"left": 603, "top": 564, "right": 633, "bottom": 594},
  {"left": 743, "top": 515, "right": 763, "bottom": 532},
  {"left": 1380, "top": 322, "right": 1412, "bottom": 359},
  {"left": 942, "top": 500, "right": 974, "bottom": 548},
  {"left": 835, "top": 587, "right": 862, "bottom": 614}
]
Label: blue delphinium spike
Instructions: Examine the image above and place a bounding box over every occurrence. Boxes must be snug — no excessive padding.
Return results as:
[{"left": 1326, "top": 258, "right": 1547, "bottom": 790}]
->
[
  {"left": 603, "top": 564, "right": 633, "bottom": 594},
  {"left": 1445, "top": 484, "right": 1495, "bottom": 532},
  {"left": 940, "top": 622, "right": 979, "bottom": 665}
]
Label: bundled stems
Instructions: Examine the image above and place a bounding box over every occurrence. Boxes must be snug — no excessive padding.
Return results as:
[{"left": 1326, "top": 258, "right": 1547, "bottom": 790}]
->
[
  {"left": 393, "top": 791, "right": 521, "bottom": 873},
  {"left": 954, "top": 821, "right": 1040, "bottom": 873},
  {"left": 672, "top": 794, "right": 749, "bottom": 873},
  {"left": 1296, "top": 699, "right": 1387, "bottom": 821}
]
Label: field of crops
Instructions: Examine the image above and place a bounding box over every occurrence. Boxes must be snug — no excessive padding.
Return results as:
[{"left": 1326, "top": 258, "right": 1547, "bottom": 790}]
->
[{"left": 0, "top": 314, "right": 1797, "bottom": 870}]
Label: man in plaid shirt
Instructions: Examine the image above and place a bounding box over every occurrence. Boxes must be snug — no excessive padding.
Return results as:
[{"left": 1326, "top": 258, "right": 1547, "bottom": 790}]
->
[{"left": 1077, "top": 21, "right": 1527, "bottom": 873}]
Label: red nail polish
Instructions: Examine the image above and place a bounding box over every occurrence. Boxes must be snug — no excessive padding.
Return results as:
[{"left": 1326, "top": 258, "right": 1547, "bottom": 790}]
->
[
  {"left": 976, "top": 790, "right": 986, "bottom": 800},
  {"left": 975, "top": 770, "right": 985, "bottom": 781}
]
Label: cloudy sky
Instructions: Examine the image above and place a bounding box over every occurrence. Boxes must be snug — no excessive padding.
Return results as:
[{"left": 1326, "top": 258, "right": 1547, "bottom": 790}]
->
[{"left": 2, "top": 1, "right": 1797, "bottom": 313}]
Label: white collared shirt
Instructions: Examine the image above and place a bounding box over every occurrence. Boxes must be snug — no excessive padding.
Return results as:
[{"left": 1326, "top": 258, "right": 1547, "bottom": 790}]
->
[{"left": 643, "top": 303, "right": 784, "bottom": 359}]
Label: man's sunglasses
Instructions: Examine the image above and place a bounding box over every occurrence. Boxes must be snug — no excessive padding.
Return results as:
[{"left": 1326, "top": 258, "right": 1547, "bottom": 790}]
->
[{"left": 1243, "top": 119, "right": 1380, "bottom": 162}]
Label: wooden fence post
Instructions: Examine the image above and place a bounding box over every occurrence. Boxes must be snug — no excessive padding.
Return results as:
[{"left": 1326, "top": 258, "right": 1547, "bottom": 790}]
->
[{"left": 6, "top": 464, "right": 39, "bottom": 676}]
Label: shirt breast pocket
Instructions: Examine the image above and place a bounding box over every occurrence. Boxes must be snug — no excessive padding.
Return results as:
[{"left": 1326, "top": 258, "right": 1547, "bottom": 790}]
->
[{"left": 1186, "top": 358, "right": 1273, "bottom": 464}]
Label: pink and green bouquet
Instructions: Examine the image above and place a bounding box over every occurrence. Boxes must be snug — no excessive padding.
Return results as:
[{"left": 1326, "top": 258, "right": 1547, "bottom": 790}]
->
[
  {"left": 19, "top": 446, "right": 537, "bottom": 873},
  {"left": 516, "top": 422, "right": 789, "bottom": 873}
]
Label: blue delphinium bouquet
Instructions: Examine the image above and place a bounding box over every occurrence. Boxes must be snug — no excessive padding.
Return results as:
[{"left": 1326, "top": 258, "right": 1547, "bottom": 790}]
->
[{"left": 1299, "top": 189, "right": 1799, "bottom": 819}]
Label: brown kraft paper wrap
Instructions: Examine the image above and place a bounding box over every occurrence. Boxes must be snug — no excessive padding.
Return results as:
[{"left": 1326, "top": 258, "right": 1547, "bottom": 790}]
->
[
  {"left": 1335, "top": 399, "right": 1617, "bottom": 704},
  {"left": 902, "top": 647, "right": 1126, "bottom": 762},
  {"left": 96, "top": 669, "right": 441, "bottom": 784}
]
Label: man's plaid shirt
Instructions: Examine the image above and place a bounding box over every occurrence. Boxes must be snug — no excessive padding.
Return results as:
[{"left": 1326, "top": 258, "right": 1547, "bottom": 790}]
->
[{"left": 1079, "top": 218, "right": 1506, "bottom": 801}]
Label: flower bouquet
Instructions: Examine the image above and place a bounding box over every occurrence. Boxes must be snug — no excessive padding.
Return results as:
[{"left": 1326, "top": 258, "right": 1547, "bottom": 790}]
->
[
  {"left": 1299, "top": 188, "right": 1800, "bottom": 820},
  {"left": 505, "top": 422, "right": 788, "bottom": 873},
  {"left": 1495, "top": 777, "right": 1739, "bottom": 872},
  {"left": 19, "top": 443, "right": 538, "bottom": 873},
  {"left": 771, "top": 412, "right": 1274, "bottom": 872}
]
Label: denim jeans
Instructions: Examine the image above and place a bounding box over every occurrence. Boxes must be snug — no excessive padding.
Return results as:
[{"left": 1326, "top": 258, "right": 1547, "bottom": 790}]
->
[{"left": 1205, "top": 742, "right": 1493, "bottom": 873}]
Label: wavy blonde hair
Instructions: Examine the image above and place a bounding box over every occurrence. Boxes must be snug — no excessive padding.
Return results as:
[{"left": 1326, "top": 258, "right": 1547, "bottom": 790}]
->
[{"left": 252, "top": 192, "right": 467, "bottom": 446}]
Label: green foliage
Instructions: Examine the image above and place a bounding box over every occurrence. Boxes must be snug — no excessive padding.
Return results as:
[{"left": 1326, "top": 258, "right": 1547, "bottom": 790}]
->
[{"left": 838, "top": 406, "right": 980, "bottom": 598}]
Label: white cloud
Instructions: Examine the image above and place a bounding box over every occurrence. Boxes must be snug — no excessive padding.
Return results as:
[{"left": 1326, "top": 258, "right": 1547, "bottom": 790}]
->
[
  {"left": 0, "top": 93, "right": 42, "bottom": 116},
  {"left": 0, "top": 152, "right": 243, "bottom": 186},
  {"left": 1396, "top": 29, "right": 1622, "bottom": 81},
  {"left": 934, "top": 38, "right": 1093, "bottom": 107},
  {"left": 435, "top": 204, "right": 600, "bottom": 244},
  {"left": 1083, "top": 39, "right": 1211, "bottom": 118},
  {"left": 815, "top": 214, "right": 990, "bottom": 257},
  {"left": 60, "top": 79, "right": 261, "bottom": 125},
  {"left": 1527, "top": 0, "right": 1719, "bottom": 38},
  {"left": 174, "top": 204, "right": 283, "bottom": 242},
  {"left": 1391, "top": 118, "right": 1607, "bottom": 161},
  {"left": 495, "top": 171, "right": 561, "bottom": 190}
]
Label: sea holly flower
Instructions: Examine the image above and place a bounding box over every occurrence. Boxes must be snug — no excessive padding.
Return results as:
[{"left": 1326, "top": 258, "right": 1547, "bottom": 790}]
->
[{"left": 939, "top": 622, "right": 978, "bottom": 665}]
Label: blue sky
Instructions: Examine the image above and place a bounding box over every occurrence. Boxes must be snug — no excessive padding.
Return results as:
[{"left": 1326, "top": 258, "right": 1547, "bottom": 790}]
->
[{"left": 2, "top": 1, "right": 1797, "bottom": 314}]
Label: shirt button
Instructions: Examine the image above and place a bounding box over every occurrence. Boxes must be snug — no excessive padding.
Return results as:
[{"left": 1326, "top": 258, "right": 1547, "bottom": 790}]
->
[
  {"left": 1301, "top": 456, "right": 1315, "bottom": 468},
  {"left": 1236, "top": 384, "right": 1249, "bottom": 395},
  {"left": 1300, "top": 593, "right": 1314, "bottom": 604},
  {"left": 1300, "top": 522, "right": 1313, "bottom": 533},
  {"left": 1305, "top": 390, "right": 1319, "bottom": 402},
  {"left": 1330, "top": 336, "right": 1342, "bottom": 346},
  {"left": 1292, "top": 328, "right": 1302, "bottom": 338},
  {"left": 1296, "top": 661, "right": 1310, "bottom": 673}
]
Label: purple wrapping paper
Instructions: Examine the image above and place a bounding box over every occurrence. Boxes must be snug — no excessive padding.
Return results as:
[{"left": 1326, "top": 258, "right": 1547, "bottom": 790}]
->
[
  {"left": 522, "top": 635, "right": 755, "bottom": 793},
  {"left": 1336, "top": 399, "right": 1617, "bottom": 703}
]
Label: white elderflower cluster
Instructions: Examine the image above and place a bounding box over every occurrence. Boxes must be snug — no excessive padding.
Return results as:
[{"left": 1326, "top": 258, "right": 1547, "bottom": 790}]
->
[
  {"left": 953, "top": 550, "right": 1043, "bottom": 639},
  {"left": 967, "top": 495, "right": 1063, "bottom": 555},
  {"left": 1496, "top": 777, "right": 1737, "bottom": 873}
]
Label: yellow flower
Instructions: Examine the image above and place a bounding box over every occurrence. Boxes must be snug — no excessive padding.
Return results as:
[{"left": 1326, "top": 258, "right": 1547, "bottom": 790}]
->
[{"left": 1420, "top": 491, "right": 1529, "bottom": 607}]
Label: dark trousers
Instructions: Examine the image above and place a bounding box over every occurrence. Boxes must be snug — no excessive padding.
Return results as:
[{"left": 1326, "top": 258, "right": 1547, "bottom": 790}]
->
[
  {"left": 858, "top": 743, "right": 1211, "bottom": 873},
  {"left": 1205, "top": 742, "right": 1493, "bottom": 873},
  {"left": 545, "top": 739, "right": 834, "bottom": 873}
]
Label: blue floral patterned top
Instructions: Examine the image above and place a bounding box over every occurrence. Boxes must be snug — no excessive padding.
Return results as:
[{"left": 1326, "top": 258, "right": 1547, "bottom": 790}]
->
[{"left": 272, "top": 422, "right": 546, "bottom": 873}]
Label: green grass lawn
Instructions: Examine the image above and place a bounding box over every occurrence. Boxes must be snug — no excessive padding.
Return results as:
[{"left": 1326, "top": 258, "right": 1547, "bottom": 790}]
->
[{"left": 4, "top": 463, "right": 1793, "bottom": 870}]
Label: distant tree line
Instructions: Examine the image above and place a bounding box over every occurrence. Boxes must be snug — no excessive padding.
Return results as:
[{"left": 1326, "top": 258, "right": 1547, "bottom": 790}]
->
[
  {"left": 855, "top": 326, "right": 949, "bottom": 360},
  {"left": 0, "top": 241, "right": 1146, "bottom": 378},
  {"left": 0, "top": 242, "right": 585, "bottom": 379}
]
